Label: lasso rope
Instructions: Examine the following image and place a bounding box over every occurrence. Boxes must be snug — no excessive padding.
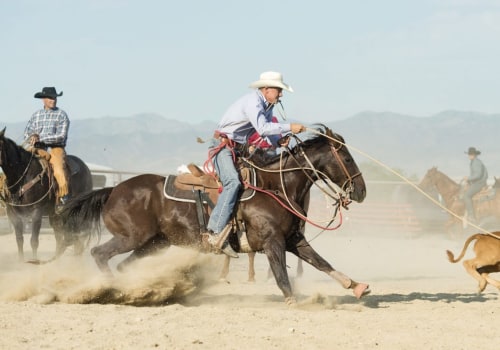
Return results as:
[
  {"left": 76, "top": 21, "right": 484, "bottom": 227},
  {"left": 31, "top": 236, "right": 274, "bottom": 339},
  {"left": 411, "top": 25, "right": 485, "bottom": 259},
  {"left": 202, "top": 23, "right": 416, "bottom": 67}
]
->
[{"left": 305, "top": 127, "right": 500, "bottom": 239}]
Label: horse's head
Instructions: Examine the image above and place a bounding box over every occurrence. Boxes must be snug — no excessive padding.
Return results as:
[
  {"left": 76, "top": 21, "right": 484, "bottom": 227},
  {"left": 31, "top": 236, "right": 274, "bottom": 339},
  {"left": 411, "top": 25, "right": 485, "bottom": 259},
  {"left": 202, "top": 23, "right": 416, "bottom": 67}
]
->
[
  {"left": 418, "top": 167, "right": 439, "bottom": 191},
  {"left": 322, "top": 127, "right": 366, "bottom": 203},
  {"left": 298, "top": 125, "right": 365, "bottom": 203},
  {"left": 0, "top": 127, "right": 33, "bottom": 172}
]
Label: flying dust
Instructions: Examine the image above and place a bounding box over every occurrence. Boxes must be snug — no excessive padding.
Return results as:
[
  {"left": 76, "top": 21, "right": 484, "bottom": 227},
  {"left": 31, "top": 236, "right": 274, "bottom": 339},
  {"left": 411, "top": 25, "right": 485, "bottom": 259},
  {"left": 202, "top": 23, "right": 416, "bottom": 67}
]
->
[{"left": 0, "top": 245, "right": 218, "bottom": 306}]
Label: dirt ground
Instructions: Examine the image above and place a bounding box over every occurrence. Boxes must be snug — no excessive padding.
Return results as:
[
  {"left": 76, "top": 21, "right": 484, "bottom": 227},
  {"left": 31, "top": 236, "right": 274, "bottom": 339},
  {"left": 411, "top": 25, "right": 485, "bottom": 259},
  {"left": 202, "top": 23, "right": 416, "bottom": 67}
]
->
[{"left": 0, "top": 224, "right": 499, "bottom": 350}]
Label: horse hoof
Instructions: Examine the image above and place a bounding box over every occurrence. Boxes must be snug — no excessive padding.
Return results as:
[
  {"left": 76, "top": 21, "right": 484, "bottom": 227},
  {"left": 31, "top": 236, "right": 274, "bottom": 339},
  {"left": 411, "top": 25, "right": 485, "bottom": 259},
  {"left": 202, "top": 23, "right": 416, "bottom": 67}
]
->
[
  {"left": 218, "top": 278, "right": 230, "bottom": 284},
  {"left": 353, "top": 283, "right": 370, "bottom": 299},
  {"left": 25, "top": 259, "right": 41, "bottom": 265},
  {"left": 285, "top": 296, "right": 297, "bottom": 306}
]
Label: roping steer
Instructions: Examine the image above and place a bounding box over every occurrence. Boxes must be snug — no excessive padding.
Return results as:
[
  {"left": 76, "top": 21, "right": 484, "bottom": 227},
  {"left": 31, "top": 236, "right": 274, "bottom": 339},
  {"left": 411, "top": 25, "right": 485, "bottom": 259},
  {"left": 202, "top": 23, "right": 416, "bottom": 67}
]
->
[{"left": 446, "top": 232, "right": 500, "bottom": 292}]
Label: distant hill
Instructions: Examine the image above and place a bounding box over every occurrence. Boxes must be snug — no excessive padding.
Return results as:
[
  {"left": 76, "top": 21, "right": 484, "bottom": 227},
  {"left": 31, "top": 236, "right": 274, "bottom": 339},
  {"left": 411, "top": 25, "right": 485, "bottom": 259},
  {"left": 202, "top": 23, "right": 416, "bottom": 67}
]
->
[
  {"left": 328, "top": 110, "right": 500, "bottom": 179},
  {"left": 2, "top": 110, "right": 499, "bottom": 178}
]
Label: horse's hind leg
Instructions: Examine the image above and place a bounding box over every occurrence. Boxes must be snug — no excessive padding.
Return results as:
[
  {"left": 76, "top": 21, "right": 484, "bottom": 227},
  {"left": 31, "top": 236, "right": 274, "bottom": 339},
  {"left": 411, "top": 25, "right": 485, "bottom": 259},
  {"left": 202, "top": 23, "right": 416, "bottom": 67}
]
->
[
  {"left": 91, "top": 236, "right": 140, "bottom": 274},
  {"left": 288, "top": 236, "right": 370, "bottom": 299},
  {"left": 218, "top": 255, "right": 231, "bottom": 282},
  {"left": 219, "top": 252, "right": 256, "bottom": 283},
  {"left": 116, "top": 233, "right": 169, "bottom": 272},
  {"left": 248, "top": 251, "right": 256, "bottom": 282},
  {"left": 296, "top": 259, "right": 304, "bottom": 278}
]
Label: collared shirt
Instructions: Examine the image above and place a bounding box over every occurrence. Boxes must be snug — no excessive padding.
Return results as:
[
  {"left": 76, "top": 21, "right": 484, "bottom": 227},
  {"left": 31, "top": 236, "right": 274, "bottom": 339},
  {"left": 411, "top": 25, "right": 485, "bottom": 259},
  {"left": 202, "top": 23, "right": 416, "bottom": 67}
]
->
[
  {"left": 469, "top": 157, "right": 488, "bottom": 184},
  {"left": 24, "top": 107, "right": 70, "bottom": 146},
  {"left": 216, "top": 90, "right": 291, "bottom": 146}
]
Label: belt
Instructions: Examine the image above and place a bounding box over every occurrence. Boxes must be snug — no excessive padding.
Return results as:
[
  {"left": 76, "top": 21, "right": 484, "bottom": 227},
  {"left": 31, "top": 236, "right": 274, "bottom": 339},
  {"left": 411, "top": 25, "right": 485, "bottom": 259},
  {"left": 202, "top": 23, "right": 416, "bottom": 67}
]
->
[
  {"left": 213, "top": 132, "right": 248, "bottom": 156},
  {"left": 213, "top": 131, "right": 240, "bottom": 148}
]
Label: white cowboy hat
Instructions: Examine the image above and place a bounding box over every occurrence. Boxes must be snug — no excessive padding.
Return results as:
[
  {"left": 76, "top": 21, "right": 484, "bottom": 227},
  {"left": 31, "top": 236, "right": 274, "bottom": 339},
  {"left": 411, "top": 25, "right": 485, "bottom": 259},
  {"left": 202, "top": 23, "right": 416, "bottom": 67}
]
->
[{"left": 249, "top": 71, "right": 293, "bottom": 92}]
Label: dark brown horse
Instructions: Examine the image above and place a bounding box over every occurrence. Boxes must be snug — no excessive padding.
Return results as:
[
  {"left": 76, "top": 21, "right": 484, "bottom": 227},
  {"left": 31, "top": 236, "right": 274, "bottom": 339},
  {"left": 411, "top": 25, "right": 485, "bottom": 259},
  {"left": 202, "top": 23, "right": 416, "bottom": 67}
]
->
[
  {"left": 0, "top": 128, "right": 93, "bottom": 261},
  {"left": 61, "top": 125, "right": 369, "bottom": 303},
  {"left": 419, "top": 167, "right": 500, "bottom": 230},
  {"left": 219, "top": 192, "right": 309, "bottom": 283}
]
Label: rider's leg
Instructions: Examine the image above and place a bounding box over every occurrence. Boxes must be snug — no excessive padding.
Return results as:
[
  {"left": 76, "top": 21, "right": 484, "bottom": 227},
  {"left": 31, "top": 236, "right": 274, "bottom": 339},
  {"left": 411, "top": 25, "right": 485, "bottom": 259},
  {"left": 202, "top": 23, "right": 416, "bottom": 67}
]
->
[
  {"left": 464, "top": 183, "right": 483, "bottom": 220},
  {"left": 206, "top": 146, "right": 240, "bottom": 258},
  {"left": 49, "top": 147, "right": 69, "bottom": 203}
]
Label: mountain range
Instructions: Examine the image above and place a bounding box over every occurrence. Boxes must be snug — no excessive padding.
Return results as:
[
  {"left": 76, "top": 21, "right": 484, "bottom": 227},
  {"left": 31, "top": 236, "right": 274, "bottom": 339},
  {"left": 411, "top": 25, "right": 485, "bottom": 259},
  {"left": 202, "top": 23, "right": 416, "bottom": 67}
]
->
[{"left": 2, "top": 110, "right": 499, "bottom": 180}]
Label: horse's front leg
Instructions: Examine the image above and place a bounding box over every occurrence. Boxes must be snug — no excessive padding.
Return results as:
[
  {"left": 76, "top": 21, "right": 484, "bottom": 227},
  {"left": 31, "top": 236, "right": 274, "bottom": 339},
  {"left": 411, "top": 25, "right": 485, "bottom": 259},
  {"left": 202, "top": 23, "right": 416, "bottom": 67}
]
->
[
  {"left": 11, "top": 217, "right": 24, "bottom": 261},
  {"left": 289, "top": 236, "right": 370, "bottom": 299},
  {"left": 30, "top": 212, "right": 43, "bottom": 260},
  {"left": 265, "top": 241, "right": 295, "bottom": 304}
]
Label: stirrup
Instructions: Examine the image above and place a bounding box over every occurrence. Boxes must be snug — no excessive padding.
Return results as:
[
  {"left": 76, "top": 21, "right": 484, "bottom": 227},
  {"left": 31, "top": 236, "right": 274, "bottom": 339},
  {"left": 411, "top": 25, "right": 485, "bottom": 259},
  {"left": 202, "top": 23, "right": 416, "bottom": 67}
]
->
[{"left": 207, "top": 226, "right": 238, "bottom": 258}]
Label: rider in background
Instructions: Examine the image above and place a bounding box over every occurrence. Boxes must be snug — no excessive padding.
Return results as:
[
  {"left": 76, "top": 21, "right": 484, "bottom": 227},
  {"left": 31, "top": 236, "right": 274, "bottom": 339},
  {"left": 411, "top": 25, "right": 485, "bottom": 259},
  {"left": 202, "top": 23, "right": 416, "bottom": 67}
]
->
[
  {"left": 205, "top": 71, "right": 305, "bottom": 257},
  {"left": 24, "top": 87, "right": 70, "bottom": 210},
  {"left": 463, "top": 146, "right": 488, "bottom": 223}
]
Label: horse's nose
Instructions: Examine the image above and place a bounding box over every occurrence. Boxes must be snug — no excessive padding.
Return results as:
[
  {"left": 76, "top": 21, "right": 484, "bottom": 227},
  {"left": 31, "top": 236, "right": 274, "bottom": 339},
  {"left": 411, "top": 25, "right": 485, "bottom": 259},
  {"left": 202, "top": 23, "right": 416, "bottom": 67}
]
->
[{"left": 351, "top": 187, "right": 366, "bottom": 203}]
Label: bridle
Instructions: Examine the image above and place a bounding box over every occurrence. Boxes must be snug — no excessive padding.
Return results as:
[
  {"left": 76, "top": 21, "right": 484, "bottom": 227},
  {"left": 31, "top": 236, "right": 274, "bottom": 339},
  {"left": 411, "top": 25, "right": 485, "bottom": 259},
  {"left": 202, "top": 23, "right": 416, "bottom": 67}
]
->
[
  {"left": 241, "top": 130, "right": 363, "bottom": 231},
  {"left": 325, "top": 134, "right": 363, "bottom": 203},
  {"left": 0, "top": 145, "right": 54, "bottom": 207}
]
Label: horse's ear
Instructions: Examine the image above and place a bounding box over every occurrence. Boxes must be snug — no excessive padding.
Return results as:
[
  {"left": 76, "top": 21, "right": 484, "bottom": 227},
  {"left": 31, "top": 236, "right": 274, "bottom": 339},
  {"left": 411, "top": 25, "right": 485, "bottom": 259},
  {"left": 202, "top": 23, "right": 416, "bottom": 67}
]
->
[
  {"left": 324, "top": 125, "right": 333, "bottom": 137},
  {"left": 0, "top": 127, "right": 5, "bottom": 137}
]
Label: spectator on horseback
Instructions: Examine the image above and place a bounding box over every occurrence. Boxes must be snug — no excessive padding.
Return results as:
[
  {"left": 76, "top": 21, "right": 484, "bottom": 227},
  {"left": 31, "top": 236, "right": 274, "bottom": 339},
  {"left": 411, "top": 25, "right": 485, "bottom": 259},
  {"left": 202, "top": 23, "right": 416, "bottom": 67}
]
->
[
  {"left": 204, "top": 71, "right": 306, "bottom": 258},
  {"left": 24, "top": 87, "right": 70, "bottom": 211},
  {"left": 463, "top": 146, "right": 488, "bottom": 223}
]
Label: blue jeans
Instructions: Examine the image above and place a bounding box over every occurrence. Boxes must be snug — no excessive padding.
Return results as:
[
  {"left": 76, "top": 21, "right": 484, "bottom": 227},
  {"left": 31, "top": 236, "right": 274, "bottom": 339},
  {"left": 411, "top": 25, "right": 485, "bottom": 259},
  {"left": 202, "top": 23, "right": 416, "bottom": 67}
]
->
[{"left": 207, "top": 142, "right": 241, "bottom": 233}]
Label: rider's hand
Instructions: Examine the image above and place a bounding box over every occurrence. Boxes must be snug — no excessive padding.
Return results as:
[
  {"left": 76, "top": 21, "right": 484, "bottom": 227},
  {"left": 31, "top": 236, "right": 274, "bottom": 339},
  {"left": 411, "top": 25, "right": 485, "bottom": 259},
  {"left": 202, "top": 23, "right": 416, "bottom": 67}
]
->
[
  {"left": 29, "top": 134, "right": 39, "bottom": 146},
  {"left": 290, "top": 123, "right": 305, "bottom": 134},
  {"left": 278, "top": 135, "right": 291, "bottom": 147}
]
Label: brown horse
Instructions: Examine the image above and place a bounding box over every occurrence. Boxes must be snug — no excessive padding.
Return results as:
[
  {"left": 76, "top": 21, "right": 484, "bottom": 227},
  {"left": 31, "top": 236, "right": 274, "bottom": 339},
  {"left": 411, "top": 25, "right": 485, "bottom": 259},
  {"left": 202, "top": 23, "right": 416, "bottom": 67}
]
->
[
  {"left": 219, "top": 192, "right": 309, "bottom": 283},
  {"left": 61, "top": 125, "right": 369, "bottom": 303},
  {"left": 418, "top": 167, "right": 500, "bottom": 230}
]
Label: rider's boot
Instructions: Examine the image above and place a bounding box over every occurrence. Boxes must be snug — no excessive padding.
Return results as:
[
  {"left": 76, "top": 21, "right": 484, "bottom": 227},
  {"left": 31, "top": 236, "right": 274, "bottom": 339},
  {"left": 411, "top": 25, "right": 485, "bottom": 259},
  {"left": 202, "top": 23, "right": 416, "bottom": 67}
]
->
[
  {"left": 206, "top": 224, "right": 239, "bottom": 258},
  {"left": 55, "top": 194, "right": 70, "bottom": 214}
]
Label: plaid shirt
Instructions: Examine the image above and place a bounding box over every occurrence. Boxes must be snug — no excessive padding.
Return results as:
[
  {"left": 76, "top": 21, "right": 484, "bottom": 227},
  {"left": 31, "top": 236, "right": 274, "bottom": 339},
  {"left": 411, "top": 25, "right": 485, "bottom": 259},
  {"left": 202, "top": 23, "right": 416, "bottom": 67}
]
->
[{"left": 24, "top": 107, "right": 70, "bottom": 147}]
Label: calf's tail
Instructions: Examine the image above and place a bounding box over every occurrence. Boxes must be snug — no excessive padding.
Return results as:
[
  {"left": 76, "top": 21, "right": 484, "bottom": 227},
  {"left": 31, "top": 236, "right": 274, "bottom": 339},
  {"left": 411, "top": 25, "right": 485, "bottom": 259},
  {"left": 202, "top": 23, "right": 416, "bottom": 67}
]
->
[{"left": 446, "top": 233, "right": 482, "bottom": 263}]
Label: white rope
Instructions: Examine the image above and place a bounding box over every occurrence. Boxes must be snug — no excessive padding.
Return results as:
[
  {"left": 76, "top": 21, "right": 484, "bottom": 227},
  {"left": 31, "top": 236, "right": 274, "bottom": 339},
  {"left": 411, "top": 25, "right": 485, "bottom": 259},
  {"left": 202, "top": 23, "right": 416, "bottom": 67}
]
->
[{"left": 305, "top": 127, "right": 500, "bottom": 239}]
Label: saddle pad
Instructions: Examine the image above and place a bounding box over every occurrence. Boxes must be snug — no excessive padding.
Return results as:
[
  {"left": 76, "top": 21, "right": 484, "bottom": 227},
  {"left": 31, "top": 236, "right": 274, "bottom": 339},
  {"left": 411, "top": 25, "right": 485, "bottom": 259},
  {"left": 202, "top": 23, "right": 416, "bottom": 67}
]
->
[
  {"left": 163, "top": 168, "right": 257, "bottom": 204},
  {"left": 66, "top": 155, "right": 80, "bottom": 176}
]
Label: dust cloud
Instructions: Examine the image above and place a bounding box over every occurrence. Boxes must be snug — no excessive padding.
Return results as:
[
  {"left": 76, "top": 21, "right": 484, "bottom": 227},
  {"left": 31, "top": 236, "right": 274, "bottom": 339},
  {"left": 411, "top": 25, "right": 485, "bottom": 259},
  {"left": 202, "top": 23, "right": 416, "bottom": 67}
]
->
[{"left": 0, "top": 244, "right": 218, "bottom": 306}]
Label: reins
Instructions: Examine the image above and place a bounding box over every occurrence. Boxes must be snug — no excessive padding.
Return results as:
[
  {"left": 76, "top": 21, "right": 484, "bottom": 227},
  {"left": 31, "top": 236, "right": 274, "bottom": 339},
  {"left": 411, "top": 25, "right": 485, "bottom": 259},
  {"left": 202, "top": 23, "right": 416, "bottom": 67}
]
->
[
  {"left": 306, "top": 127, "right": 500, "bottom": 240},
  {"left": 240, "top": 133, "right": 359, "bottom": 231},
  {"left": 1, "top": 148, "right": 54, "bottom": 208}
]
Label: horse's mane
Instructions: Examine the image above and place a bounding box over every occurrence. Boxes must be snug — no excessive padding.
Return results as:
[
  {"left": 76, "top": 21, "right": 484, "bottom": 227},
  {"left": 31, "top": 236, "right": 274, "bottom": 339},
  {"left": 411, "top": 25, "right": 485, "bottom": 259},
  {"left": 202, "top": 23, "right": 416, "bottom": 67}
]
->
[
  {"left": 0, "top": 132, "right": 33, "bottom": 165},
  {"left": 248, "top": 124, "right": 337, "bottom": 167}
]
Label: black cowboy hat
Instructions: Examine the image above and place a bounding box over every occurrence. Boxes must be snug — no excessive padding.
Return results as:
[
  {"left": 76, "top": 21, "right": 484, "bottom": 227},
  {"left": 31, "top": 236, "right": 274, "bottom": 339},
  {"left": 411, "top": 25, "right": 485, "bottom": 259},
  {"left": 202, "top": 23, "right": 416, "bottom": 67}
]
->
[
  {"left": 465, "top": 147, "right": 481, "bottom": 155},
  {"left": 34, "top": 87, "right": 63, "bottom": 99}
]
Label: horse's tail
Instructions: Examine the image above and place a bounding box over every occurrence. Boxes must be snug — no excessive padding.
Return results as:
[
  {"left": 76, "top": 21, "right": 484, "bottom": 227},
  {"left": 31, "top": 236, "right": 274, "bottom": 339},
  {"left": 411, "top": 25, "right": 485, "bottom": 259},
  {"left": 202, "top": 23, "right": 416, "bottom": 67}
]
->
[
  {"left": 60, "top": 187, "right": 114, "bottom": 241},
  {"left": 446, "top": 233, "right": 482, "bottom": 263}
]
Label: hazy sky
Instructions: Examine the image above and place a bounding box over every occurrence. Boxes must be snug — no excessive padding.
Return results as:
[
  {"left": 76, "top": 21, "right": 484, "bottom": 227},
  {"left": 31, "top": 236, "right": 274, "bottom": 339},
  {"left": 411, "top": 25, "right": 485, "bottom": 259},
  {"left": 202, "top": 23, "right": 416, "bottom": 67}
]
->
[{"left": 2, "top": 0, "right": 500, "bottom": 124}]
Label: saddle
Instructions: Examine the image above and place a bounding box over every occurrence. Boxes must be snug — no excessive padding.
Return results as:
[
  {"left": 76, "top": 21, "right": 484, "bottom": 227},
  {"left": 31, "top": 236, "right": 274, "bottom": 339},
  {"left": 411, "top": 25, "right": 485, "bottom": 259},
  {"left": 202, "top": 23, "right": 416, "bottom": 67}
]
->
[
  {"left": 460, "top": 185, "right": 495, "bottom": 203},
  {"left": 164, "top": 163, "right": 256, "bottom": 207},
  {"left": 163, "top": 163, "right": 257, "bottom": 252},
  {"left": 18, "top": 149, "right": 81, "bottom": 198},
  {"left": 474, "top": 186, "right": 496, "bottom": 202}
]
